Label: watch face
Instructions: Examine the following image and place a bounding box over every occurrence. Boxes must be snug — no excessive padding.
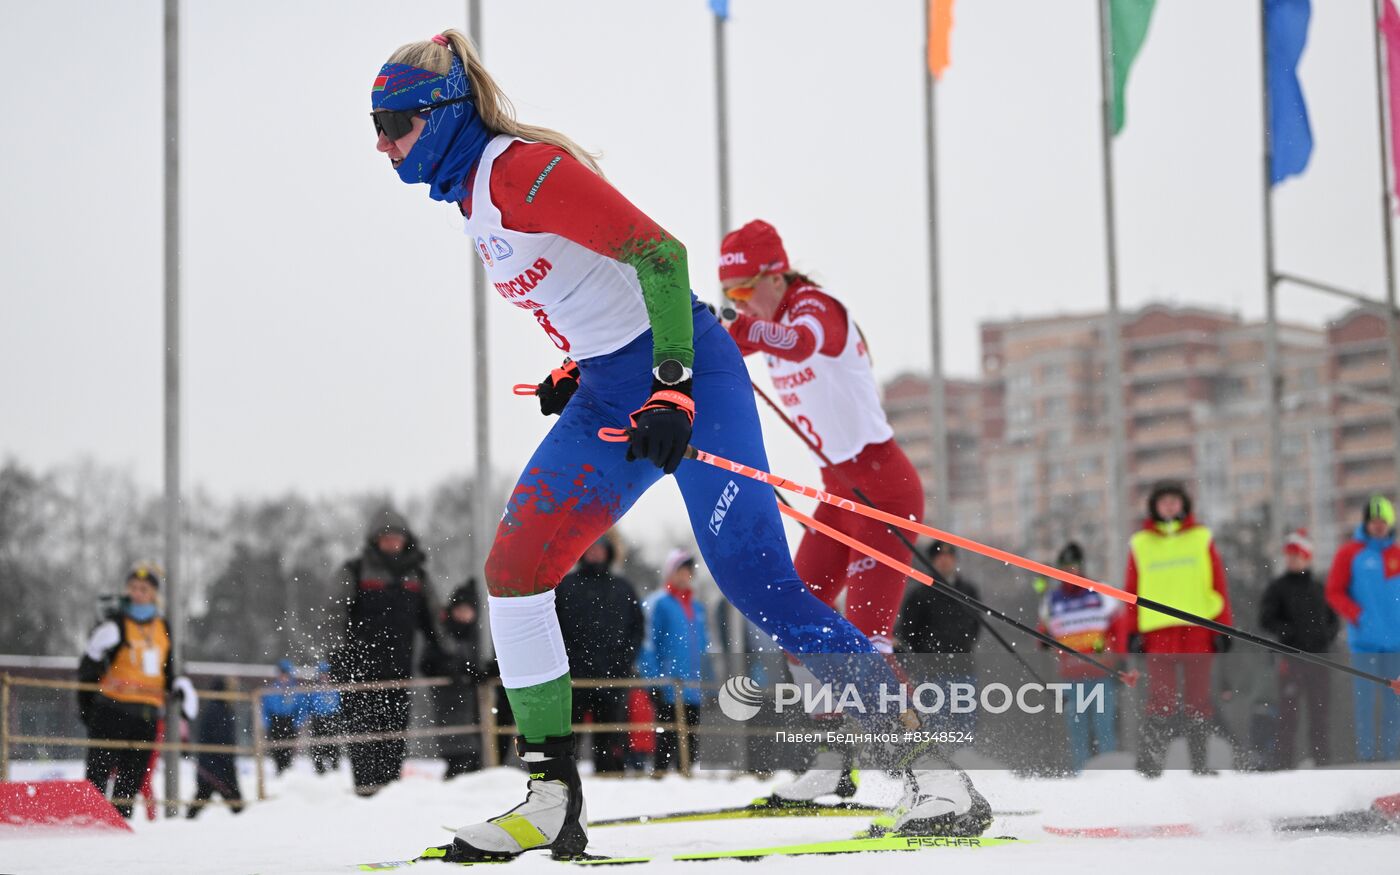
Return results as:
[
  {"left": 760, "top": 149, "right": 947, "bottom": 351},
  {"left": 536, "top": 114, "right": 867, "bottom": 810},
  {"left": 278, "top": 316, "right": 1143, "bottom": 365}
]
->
[{"left": 658, "top": 360, "right": 685, "bottom": 385}]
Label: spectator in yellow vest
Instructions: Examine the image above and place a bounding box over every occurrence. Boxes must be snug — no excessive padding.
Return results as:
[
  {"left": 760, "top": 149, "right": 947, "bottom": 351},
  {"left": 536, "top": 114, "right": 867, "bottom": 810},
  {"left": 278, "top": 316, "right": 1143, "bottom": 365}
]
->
[
  {"left": 1123, "top": 482, "right": 1232, "bottom": 777},
  {"left": 78, "top": 563, "right": 198, "bottom": 817}
]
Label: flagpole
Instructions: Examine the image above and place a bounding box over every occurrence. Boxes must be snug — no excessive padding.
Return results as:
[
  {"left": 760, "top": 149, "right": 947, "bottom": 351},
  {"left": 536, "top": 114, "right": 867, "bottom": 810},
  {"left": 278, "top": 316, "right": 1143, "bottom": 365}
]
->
[
  {"left": 710, "top": 5, "right": 747, "bottom": 692},
  {"left": 161, "top": 0, "right": 183, "bottom": 818},
  {"left": 922, "top": 0, "right": 950, "bottom": 523},
  {"left": 1371, "top": 0, "right": 1400, "bottom": 493},
  {"left": 1260, "top": 0, "right": 1285, "bottom": 544},
  {"left": 1096, "top": 0, "right": 1130, "bottom": 584},
  {"left": 468, "top": 0, "right": 493, "bottom": 658},
  {"left": 714, "top": 9, "right": 732, "bottom": 240}
]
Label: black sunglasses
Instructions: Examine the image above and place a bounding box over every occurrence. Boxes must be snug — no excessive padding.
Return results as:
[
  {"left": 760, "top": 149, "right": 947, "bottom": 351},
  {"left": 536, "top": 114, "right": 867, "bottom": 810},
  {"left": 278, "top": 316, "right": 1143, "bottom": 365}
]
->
[{"left": 371, "top": 95, "right": 473, "bottom": 140}]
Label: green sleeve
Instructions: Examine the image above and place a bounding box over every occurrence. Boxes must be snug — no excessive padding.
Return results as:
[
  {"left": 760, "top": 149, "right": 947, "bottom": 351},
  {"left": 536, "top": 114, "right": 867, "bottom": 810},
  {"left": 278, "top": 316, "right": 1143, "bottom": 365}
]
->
[{"left": 617, "top": 234, "right": 694, "bottom": 368}]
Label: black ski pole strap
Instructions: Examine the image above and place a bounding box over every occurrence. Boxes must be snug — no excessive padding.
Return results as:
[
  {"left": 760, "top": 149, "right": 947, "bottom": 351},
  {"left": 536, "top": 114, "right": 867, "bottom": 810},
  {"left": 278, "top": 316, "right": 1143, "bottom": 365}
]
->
[{"left": 1135, "top": 595, "right": 1400, "bottom": 693}]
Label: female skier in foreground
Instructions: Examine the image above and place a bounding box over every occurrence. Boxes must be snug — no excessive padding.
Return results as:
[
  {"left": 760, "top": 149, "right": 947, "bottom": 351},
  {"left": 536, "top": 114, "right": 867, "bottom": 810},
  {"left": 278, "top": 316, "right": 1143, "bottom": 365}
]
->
[{"left": 369, "top": 29, "right": 989, "bottom": 861}]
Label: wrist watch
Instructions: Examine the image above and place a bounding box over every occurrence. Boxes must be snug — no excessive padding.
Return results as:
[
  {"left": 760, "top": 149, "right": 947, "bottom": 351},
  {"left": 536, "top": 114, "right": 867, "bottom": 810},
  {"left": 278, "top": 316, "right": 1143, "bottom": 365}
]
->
[{"left": 653, "top": 359, "right": 693, "bottom": 386}]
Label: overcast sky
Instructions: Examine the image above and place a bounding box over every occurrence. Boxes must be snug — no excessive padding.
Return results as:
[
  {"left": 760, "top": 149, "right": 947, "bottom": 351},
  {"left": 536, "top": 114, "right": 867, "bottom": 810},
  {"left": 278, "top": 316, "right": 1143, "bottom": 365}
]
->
[{"left": 2, "top": 0, "right": 1393, "bottom": 552}]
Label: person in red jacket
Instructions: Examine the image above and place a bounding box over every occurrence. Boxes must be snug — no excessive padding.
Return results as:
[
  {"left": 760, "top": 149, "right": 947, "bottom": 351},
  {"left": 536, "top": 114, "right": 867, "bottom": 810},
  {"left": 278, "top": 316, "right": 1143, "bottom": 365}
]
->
[
  {"left": 1122, "top": 482, "right": 1231, "bottom": 776},
  {"left": 718, "top": 220, "right": 924, "bottom": 801}
]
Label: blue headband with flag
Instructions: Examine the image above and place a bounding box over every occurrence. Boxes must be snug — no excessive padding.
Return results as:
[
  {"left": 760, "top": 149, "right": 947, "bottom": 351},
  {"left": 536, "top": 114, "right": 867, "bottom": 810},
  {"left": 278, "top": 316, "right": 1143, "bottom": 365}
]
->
[{"left": 371, "top": 53, "right": 492, "bottom": 203}]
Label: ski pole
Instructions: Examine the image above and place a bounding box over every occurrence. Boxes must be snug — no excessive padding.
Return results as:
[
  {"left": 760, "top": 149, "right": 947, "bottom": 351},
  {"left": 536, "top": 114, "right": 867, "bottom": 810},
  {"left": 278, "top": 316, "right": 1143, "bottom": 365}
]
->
[
  {"left": 772, "top": 490, "right": 1052, "bottom": 686},
  {"left": 774, "top": 501, "right": 933, "bottom": 587},
  {"left": 595, "top": 428, "right": 1400, "bottom": 695},
  {"left": 749, "top": 381, "right": 1091, "bottom": 686},
  {"left": 774, "top": 497, "right": 1137, "bottom": 687}
]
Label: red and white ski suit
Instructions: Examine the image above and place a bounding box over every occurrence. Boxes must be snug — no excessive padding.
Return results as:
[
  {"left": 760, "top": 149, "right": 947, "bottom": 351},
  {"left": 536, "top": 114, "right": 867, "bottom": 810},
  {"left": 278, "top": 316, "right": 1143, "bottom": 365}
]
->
[{"left": 729, "top": 283, "right": 923, "bottom": 650}]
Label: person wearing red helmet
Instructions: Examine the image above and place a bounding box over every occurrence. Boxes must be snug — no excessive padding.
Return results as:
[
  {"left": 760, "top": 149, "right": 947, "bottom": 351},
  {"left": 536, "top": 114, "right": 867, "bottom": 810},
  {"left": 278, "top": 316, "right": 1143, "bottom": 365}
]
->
[{"left": 719, "top": 220, "right": 925, "bottom": 802}]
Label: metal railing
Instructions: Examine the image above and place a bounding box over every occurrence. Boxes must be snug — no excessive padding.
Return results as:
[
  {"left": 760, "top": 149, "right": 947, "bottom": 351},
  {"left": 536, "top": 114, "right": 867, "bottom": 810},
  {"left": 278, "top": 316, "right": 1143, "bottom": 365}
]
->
[{"left": 0, "top": 672, "right": 703, "bottom": 812}]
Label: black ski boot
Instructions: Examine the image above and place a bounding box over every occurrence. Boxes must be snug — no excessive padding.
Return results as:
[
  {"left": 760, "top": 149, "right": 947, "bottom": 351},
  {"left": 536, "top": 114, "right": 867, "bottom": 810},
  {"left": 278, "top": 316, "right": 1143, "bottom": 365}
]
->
[{"left": 423, "top": 734, "right": 587, "bottom": 863}]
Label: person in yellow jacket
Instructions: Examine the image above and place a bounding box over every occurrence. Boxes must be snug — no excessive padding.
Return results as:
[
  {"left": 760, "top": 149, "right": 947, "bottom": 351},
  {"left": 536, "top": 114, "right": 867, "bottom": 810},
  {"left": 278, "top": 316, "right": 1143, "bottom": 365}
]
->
[
  {"left": 78, "top": 563, "right": 197, "bottom": 818},
  {"left": 1123, "top": 482, "right": 1232, "bottom": 777}
]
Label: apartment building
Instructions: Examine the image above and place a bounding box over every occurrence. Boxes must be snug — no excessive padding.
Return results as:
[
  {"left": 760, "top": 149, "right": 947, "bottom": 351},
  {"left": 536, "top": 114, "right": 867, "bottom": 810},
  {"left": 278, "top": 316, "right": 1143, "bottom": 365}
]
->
[
  {"left": 1328, "top": 310, "right": 1400, "bottom": 532},
  {"left": 886, "top": 304, "right": 1343, "bottom": 567}
]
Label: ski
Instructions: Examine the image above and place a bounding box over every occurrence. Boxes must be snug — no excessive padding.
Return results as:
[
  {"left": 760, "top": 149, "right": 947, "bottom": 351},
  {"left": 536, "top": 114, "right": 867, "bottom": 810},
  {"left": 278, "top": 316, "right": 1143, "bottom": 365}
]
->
[
  {"left": 354, "top": 852, "right": 650, "bottom": 870},
  {"left": 1274, "top": 792, "right": 1400, "bottom": 834},
  {"left": 358, "top": 833, "right": 1024, "bottom": 869},
  {"left": 1045, "top": 814, "right": 1398, "bottom": 839},
  {"left": 1044, "top": 823, "right": 1201, "bottom": 839},
  {"left": 671, "top": 833, "right": 1026, "bottom": 860},
  {"left": 592, "top": 796, "right": 1038, "bottom": 827},
  {"left": 591, "top": 796, "right": 882, "bottom": 827}
]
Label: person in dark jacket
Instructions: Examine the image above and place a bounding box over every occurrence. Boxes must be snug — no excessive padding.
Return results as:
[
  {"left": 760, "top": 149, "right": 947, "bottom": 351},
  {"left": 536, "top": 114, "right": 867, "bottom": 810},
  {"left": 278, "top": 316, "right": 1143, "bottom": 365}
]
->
[
  {"left": 78, "top": 563, "right": 197, "bottom": 818},
  {"left": 553, "top": 537, "right": 643, "bottom": 774},
  {"left": 425, "top": 580, "right": 487, "bottom": 779},
  {"left": 895, "top": 541, "right": 982, "bottom": 655},
  {"left": 187, "top": 677, "right": 245, "bottom": 818},
  {"left": 330, "top": 507, "right": 441, "bottom": 796},
  {"left": 895, "top": 541, "right": 980, "bottom": 736},
  {"left": 1260, "top": 529, "right": 1338, "bottom": 767}
]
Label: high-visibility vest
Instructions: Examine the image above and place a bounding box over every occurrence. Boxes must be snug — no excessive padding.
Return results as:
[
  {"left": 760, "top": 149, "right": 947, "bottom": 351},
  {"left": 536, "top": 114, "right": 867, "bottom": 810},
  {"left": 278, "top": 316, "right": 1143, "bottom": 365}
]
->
[
  {"left": 99, "top": 617, "right": 170, "bottom": 707},
  {"left": 1130, "top": 525, "right": 1222, "bottom": 633}
]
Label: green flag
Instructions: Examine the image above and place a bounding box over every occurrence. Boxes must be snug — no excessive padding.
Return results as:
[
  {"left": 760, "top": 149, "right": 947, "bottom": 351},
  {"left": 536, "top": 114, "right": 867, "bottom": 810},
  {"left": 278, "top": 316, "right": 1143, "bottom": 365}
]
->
[{"left": 1109, "top": 0, "right": 1157, "bottom": 134}]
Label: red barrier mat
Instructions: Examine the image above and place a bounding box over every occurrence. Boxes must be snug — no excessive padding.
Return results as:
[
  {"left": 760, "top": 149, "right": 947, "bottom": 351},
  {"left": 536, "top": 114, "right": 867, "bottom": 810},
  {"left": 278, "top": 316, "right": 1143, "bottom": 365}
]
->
[
  {"left": 0, "top": 780, "right": 131, "bottom": 831},
  {"left": 1373, "top": 793, "right": 1400, "bottom": 820}
]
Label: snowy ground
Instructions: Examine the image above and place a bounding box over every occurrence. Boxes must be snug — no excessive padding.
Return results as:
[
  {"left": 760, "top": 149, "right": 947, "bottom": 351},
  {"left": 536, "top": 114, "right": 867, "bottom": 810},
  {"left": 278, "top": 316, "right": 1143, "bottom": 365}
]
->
[{"left": 3, "top": 758, "right": 1399, "bottom": 874}]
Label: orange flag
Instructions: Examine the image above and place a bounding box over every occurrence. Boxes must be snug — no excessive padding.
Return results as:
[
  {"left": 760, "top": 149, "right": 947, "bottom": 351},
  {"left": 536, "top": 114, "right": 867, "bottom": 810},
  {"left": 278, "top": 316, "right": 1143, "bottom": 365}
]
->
[{"left": 927, "top": 0, "right": 955, "bottom": 79}]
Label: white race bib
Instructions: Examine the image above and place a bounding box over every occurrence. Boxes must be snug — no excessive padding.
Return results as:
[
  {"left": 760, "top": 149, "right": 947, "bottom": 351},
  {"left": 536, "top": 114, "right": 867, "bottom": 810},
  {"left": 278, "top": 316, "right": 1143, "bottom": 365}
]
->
[{"left": 142, "top": 647, "right": 161, "bottom": 677}]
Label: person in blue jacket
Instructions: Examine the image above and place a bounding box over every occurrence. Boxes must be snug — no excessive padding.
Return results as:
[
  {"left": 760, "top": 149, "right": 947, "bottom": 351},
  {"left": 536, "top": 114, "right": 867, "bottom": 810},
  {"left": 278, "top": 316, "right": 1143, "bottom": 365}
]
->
[
  {"left": 1326, "top": 496, "right": 1400, "bottom": 762},
  {"left": 263, "top": 659, "right": 309, "bottom": 774},
  {"left": 306, "top": 662, "right": 342, "bottom": 774},
  {"left": 638, "top": 549, "right": 710, "bottom": 772}
]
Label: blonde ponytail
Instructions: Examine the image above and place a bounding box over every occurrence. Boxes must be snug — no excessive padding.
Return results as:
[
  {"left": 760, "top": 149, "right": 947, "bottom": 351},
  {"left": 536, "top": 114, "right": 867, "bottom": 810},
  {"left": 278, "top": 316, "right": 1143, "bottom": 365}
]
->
[{"left": 385, "top": 29, "right": 603, "bottom": 175}]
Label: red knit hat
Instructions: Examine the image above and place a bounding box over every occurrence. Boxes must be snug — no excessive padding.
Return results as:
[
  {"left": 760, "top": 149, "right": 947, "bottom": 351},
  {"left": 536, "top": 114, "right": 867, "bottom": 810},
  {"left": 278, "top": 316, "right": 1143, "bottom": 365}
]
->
[
  {"left": 719, "top": 220, "right": 789, "bottom": 282},
  {"left": 1283, "top": 529, "right": 1313, "bottom": 561}
]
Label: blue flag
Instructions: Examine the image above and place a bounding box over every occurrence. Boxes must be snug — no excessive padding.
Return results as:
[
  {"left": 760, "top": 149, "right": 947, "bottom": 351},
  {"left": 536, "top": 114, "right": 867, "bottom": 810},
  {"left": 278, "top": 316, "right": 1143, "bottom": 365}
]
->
[
  {"left": 710, "top": 0, "right": 729, "bottom": 19},
  {"left": 1265, "top": 0, "right": 1313, "bottom": 185}
]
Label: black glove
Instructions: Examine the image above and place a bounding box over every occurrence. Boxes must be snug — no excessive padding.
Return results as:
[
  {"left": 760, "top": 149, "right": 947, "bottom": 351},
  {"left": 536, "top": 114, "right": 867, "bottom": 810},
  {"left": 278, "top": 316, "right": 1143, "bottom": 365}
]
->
[
  {"left": 1212, "top": 634, "right": 1232, "bottom": 653},
  {"left": 626, "top": 379, "right": 695, "bottom": 475},
  {"left": 1127, "top": 633, "right": 1145, "bottom": 654},
  {"left": 536, "top": 359, "right": 580, "bottom": 416}
]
